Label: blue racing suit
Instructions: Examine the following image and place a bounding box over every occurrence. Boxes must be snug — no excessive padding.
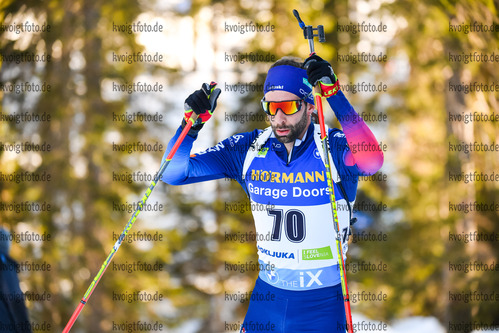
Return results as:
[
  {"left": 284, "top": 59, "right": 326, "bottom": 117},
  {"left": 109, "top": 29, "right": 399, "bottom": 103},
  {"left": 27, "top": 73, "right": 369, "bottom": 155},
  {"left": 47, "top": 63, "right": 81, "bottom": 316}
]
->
[{"left": 161, "top": 91, "right": 380, "bottom": 332}]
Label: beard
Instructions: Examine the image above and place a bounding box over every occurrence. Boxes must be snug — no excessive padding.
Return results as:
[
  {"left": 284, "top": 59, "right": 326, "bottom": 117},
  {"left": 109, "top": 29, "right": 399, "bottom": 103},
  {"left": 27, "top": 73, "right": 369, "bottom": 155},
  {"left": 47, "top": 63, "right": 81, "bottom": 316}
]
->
[{"left": 271, "top": 108, "right": 309, "bottom": 144}]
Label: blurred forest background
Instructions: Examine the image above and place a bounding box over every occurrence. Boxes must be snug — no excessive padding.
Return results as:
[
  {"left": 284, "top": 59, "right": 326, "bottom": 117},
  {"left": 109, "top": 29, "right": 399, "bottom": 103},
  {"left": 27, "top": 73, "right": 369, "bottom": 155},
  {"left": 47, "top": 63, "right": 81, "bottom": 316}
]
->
[{"left": 0, "top": 0, "right": 498, "bottom": 332}]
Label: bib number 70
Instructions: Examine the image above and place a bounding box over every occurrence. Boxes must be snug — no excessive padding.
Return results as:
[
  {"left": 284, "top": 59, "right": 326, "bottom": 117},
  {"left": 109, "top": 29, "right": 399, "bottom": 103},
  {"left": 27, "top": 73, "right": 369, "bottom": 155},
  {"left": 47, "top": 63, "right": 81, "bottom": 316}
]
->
[
  {"left": 268, "top": 209, "right": 349, "bottom": 245},
  {"left": 268, "top": 209, "right": 305, "bottom": 243}
]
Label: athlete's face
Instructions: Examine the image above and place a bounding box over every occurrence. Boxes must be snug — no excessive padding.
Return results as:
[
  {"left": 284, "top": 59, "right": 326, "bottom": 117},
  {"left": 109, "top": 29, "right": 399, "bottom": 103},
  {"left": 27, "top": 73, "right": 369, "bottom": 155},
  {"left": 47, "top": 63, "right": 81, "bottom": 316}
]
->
[{"left": 264, "top": 90, "right": 314, "bottom": 144}]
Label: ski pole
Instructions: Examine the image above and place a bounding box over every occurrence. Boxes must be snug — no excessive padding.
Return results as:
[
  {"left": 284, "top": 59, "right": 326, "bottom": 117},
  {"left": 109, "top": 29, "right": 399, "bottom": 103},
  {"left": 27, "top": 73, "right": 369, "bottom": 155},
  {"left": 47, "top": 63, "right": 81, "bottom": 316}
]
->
[
  {"left": 62, "top": 82, "right": 220, "bottom": 332},
  {"left": 293, "top": 10, "right": 354, "bottom": 333}
]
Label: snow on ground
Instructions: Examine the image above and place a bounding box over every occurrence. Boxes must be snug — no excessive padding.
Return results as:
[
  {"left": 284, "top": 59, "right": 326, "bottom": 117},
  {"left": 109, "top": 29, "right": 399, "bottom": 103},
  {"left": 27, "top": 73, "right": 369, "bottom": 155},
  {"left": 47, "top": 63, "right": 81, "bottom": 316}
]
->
[
  {"left": 220, "top": 312, "right": 499, "bottom": 332},
  {"left": 352, "top": 313, "right": 445, "bottom": 333},
  {"left": 352, "top": 313, "right": 499, "bottom": 333}
]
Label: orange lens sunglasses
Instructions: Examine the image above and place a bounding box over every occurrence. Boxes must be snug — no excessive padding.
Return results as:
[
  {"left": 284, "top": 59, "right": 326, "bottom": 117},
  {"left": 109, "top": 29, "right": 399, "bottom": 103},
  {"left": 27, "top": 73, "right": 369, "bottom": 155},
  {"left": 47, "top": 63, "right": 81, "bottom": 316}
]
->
[{"left": 261, "top": 99, "right": 304, "bottom": 116}]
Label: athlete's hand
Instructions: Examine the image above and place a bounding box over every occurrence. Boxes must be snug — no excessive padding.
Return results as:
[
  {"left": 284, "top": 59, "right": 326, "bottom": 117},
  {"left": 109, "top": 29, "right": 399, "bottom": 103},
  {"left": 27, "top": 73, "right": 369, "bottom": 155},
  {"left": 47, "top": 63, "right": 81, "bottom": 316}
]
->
[
  {"left": 184, "top": 82, "right": 221, "bottom": 124},
  {"left": 182, "top": 82, "right": 221, "bottom": 135},
  {"left": 303, "top": 54, "right": 340, "bottom": 97}
]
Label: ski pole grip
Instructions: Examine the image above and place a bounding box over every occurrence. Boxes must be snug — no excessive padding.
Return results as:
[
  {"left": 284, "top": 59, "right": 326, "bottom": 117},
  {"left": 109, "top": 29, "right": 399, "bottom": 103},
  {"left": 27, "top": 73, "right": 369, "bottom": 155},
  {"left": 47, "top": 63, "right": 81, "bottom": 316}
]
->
[{"left": 293, "top": 9, "right": 305, "bottom": 29}]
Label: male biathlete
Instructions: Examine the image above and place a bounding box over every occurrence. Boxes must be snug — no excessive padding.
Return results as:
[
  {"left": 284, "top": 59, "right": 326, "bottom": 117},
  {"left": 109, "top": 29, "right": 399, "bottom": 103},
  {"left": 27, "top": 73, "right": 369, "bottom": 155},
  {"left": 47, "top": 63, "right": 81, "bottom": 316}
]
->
[{"left": 161, "top": 54, "right": 384, "bottom": 332}]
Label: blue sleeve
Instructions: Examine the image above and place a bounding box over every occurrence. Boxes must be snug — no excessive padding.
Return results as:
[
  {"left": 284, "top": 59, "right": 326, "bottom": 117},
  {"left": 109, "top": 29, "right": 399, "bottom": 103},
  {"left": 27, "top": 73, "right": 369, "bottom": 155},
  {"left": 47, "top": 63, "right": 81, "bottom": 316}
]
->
[
  {"left": 328, "top": 128, "right": 360, "bottom": 201},
  {"left": 160, "top": 126, "right": 260, "bottom": 187},
  {"left": 326, "top": 90, "right": 384, "bottom": 176}
]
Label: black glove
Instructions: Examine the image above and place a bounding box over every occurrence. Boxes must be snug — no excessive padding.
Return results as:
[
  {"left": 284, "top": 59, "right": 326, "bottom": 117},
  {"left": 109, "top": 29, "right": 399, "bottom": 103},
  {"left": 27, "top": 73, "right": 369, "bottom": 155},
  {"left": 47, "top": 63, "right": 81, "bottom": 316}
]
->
[
  {"left": 182, "top": 82, "right": 221, "bottom": 135},
  {"left": 303, "top": 54, "right": 337, "bottom": 86},
  {"left": 303, "top": 54, "right": 340, "bottom": 97}
]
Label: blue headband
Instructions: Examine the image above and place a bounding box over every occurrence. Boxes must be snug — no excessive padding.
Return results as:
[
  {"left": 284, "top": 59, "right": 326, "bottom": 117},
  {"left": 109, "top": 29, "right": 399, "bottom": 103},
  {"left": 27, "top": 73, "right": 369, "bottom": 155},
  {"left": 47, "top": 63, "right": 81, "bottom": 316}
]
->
[{"left": 263, "top": 65, "right": 314, "bottom": 105}]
